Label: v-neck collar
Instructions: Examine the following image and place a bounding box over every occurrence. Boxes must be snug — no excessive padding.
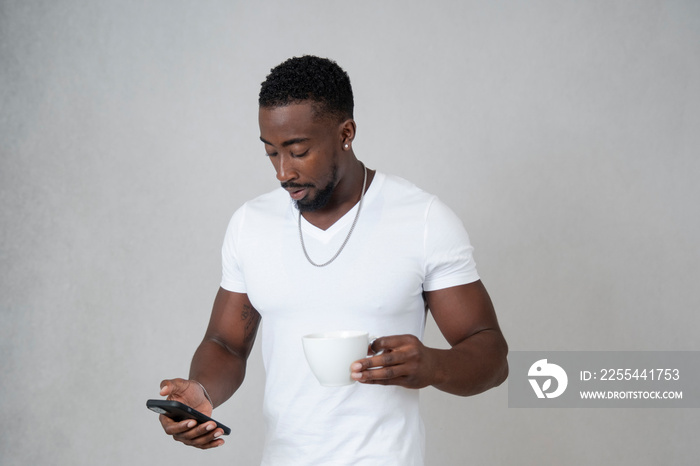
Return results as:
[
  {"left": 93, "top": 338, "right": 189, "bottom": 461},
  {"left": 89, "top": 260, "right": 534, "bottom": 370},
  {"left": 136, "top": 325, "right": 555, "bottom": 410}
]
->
[{"left": 293, "top": 171, "right": 385, "bottom": 241}]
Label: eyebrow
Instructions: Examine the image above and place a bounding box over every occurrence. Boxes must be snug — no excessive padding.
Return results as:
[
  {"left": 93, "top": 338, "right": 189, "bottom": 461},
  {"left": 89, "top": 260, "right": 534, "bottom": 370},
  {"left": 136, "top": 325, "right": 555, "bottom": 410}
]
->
[{"left": 259, "top": 136, "right": 310, "bottom": 147}]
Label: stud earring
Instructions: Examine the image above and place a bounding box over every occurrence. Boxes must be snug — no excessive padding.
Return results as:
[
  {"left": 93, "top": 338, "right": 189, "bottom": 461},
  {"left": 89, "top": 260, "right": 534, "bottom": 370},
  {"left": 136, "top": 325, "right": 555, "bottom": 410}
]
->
[{"left": 344, "top": 144, "right": 349, "bottom": 149}]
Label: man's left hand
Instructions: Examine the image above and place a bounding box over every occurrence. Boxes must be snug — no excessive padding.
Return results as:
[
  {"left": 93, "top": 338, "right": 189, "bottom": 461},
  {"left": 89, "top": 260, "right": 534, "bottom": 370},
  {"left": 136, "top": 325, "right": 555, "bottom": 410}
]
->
[{"left": 350, "top": 334, "right": 439, "bottom": 389}]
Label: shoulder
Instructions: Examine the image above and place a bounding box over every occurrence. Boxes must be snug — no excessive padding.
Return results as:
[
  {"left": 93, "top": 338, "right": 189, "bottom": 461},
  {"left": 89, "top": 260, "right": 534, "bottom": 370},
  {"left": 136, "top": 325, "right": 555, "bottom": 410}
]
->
[
  {"left": 375, "top": 172, "right": 437, "bottom": 207},
  {"left": 375, "top": 172, "right": 466, "bottom": 229}
]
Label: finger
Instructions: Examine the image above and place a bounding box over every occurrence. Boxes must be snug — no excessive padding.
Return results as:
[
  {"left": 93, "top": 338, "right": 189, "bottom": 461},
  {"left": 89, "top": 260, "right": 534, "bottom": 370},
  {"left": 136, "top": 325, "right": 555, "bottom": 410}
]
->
[
  {"left": 172, "top": 420, "right": 215, "bottom": 439},
  {"left": 160, "top": 378, "right": 191, "bottom": 399},
  {"left": 160, "top": 415, "right": 198, "bottom": 434},
  {"left": 370, "top": 336, "right": 400, "bottom": 353},
  {"left": 350, "top": 357, "right": 377, "bottom": 374},
  {"left": 173, "top": 422, "right": 225, "bottom": 448},
  {"left": 371, "top": 334, "right": 418, "bottom": 353},
  {"left": 160, "top": 378, "right": 185, "bottom": 397},
  {"left": 198, "top": 436, "right": 226, "bottom": 449},
  {"left": 369, "top": 365, "right": 400, "bottom": 381},
  {"left": 352, "top": 358, "right": 412, "bottom": 382},
  {"left": 159, "top": 380, "right": 172, "bottom": 396},
  {"left": 354, "top": 365, "right": 408, "bottom": 383},
  {"left": 352, "top": 350, "right": 402, "bottom": 373},
  {"left": 191, "top": 433, "right": 226, "bottom": 450},
  {"left": 174, "top": 432, "right": 224, "bottom": 449},
  {"left": 167, "top": 419, "right": 215, "bottom": 439}
]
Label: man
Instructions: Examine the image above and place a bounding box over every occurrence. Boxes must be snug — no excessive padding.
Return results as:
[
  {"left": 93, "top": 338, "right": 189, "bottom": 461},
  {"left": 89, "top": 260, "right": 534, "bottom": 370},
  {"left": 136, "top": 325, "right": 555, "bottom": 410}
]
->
[{"left": 157, "top": 55, "right": 508, "bottom": 465}]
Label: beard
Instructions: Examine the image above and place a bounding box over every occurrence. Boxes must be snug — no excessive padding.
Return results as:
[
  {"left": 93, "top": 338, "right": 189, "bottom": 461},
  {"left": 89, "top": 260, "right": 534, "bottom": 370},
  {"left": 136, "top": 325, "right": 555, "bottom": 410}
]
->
[{"left": 285, "top": 164, "right": 338, "bottom": 213}]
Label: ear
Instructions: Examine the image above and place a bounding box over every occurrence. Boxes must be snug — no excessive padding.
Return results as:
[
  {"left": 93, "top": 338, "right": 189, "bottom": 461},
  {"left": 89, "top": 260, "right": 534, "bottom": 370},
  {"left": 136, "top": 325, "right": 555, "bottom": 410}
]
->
[{"left": 339, "top": 119, "right": 357, "bottom": 150}]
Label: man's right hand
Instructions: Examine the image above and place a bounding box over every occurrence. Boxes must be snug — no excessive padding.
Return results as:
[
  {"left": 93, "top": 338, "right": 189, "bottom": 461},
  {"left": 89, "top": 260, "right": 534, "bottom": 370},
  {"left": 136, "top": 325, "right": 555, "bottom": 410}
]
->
[
  {"left": 157, "top": 378, "right": 226, "bottom": 449},
  {"left": 156, "top": 290, "right": 261, "bottom": 450}
]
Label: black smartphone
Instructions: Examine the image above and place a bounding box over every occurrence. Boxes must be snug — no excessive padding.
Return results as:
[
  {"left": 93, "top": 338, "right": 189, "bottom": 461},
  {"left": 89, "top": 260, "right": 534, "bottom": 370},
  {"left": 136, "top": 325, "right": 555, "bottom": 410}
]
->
[{"left": 147, "top": 399, "right": 231, "bottom": 435}]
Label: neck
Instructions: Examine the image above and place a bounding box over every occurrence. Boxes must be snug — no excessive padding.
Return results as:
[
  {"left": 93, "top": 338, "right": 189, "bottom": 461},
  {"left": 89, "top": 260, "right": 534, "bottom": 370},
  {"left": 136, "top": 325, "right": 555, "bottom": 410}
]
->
[{"left": 302, "top": 160, "right": 373, "bottom": 231}]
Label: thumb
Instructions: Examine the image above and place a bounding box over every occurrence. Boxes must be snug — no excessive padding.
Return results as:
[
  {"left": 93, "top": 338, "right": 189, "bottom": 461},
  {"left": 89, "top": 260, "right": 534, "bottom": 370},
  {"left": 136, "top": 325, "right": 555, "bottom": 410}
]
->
[{"left": 159, "top": 378, "right": 186, "bottom": 397}]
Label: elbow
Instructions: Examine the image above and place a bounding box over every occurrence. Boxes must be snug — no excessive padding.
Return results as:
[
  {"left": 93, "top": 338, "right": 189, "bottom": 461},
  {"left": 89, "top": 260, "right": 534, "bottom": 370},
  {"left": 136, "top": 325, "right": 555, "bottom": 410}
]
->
[
  {"left": 493, "top": 356, "right": 509, "bottom": 388},
  {"left": 492, "top": 335, "right": 509, "bottom": 387},
  {"left": 455, "top": 334, "right": 509, "bottom": 397}
]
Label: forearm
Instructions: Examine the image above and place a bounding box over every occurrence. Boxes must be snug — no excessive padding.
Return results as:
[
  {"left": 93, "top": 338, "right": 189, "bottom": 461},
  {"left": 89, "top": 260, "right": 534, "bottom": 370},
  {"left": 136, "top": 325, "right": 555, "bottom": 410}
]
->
[
  {"left": 189, "top": 338, "right": 248, "bottom": 408},
  {"left": 430, "top": 329, "right": 509, "bottom": 397}
]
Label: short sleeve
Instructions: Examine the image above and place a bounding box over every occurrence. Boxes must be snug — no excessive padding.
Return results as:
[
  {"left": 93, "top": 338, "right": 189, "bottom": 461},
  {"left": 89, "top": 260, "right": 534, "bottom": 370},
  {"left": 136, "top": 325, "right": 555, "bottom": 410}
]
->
[
  {"left": 220, "top": 205, "right": 248, "bottom": 293},
  {"left": 423, "top": 197, "right": 480, "bottom": 292}
]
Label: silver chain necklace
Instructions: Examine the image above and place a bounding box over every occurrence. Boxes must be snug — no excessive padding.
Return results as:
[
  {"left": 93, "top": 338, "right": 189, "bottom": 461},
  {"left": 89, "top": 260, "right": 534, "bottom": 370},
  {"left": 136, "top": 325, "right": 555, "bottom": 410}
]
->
[{"left": 298, "top": 163, "right": 368, "bottom": 267}]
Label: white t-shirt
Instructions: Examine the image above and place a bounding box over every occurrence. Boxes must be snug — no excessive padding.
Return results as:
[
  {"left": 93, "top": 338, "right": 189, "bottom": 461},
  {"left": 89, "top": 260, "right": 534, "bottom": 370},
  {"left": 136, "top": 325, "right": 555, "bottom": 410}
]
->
[{"left": 221, "top": 172, "right": 479, "bottom": 465}]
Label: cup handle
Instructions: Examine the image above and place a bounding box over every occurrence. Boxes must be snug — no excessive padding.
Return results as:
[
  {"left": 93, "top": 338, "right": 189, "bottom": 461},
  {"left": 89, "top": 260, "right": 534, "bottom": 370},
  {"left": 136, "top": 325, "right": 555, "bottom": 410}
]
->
[{"left": 368, "top": 335, "right": 384, "bottom": 356}]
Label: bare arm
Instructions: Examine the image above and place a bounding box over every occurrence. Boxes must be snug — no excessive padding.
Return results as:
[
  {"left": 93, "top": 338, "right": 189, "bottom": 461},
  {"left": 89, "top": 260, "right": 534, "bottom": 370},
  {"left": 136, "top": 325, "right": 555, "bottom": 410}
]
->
[
  {"left": 351, "top": 280, "right": 508, "bottom": 396},
  {"left": 189, "top": 287, "right": 261, "bottom": 406},
  {"left": 423, "top": 279, "right": 508, "bottom": 395},
  {"left": 158, "top": 287, "right": 261, "bottom": 448}
]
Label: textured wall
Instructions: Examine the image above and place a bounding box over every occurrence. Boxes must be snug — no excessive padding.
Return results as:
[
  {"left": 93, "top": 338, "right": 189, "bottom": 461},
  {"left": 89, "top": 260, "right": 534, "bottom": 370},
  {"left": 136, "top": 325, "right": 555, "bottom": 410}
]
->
[{"left": 1, "top": 1, "right": 698, "bottom": 464}]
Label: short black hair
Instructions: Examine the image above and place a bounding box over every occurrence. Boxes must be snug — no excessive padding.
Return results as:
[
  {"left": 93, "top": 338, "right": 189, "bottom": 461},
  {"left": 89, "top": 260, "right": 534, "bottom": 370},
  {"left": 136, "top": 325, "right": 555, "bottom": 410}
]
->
[{"left": 258, "top": 55, "right": 354, "bottom": 122}]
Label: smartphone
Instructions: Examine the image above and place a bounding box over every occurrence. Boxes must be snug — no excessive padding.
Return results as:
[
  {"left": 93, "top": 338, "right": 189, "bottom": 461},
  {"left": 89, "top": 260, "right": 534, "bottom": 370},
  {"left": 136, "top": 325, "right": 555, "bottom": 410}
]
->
[{"left": 147, "top": 399, "right": 231, "bottom": 435}]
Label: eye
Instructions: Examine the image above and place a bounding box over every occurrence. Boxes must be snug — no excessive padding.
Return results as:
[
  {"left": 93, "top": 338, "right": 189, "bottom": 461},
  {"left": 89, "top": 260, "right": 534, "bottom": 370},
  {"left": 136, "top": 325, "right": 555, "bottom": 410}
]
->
[
  {"left": 265, "top": 151, "right": 277, "bottom": 157},
  {"left": 291, "top": 150, "right": 309, "bottom": 158}
]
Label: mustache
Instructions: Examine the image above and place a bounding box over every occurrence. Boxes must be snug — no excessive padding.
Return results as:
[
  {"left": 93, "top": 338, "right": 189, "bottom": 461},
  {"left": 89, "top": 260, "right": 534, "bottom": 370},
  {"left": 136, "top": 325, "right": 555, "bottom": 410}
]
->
[{"left": 281, "top": 181, "right": 314, "bottom": 189}]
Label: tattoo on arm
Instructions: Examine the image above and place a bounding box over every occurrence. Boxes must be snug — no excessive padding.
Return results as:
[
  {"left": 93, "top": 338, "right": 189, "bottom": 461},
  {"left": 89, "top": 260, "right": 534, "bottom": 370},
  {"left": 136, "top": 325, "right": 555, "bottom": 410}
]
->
[{"left": 241, "top": 304, "right": 260, "bottom": 344}]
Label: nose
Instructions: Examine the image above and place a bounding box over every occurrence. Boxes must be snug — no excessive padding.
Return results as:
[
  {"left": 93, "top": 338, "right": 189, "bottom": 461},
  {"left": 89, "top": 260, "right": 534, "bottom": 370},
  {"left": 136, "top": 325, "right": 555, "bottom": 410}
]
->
[{"left": 274, "top": 154, "right": 297, "bottom": 183}]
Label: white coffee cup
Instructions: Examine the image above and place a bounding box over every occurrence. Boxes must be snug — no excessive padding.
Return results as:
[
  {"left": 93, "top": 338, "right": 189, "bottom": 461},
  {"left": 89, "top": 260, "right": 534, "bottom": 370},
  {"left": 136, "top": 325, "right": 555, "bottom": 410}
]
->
[{"left": 302, "top": 330, "right": 373, "bottom": 387}]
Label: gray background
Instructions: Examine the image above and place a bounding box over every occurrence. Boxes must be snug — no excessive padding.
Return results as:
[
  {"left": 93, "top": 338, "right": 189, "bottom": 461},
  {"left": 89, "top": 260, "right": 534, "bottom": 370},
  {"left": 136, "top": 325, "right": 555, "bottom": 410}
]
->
[{"left": 1, "top": 0, "right": 698, "bottom": 465}]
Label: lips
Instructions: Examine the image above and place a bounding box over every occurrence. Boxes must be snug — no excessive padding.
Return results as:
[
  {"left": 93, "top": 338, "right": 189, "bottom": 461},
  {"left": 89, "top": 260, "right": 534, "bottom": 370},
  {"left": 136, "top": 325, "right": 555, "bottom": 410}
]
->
[
  {"left": 288, "top": 187, "right": 309, "bottom": 201},
  {"left": 282, "top": 181, "right": 314, "bottom": 201}
]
